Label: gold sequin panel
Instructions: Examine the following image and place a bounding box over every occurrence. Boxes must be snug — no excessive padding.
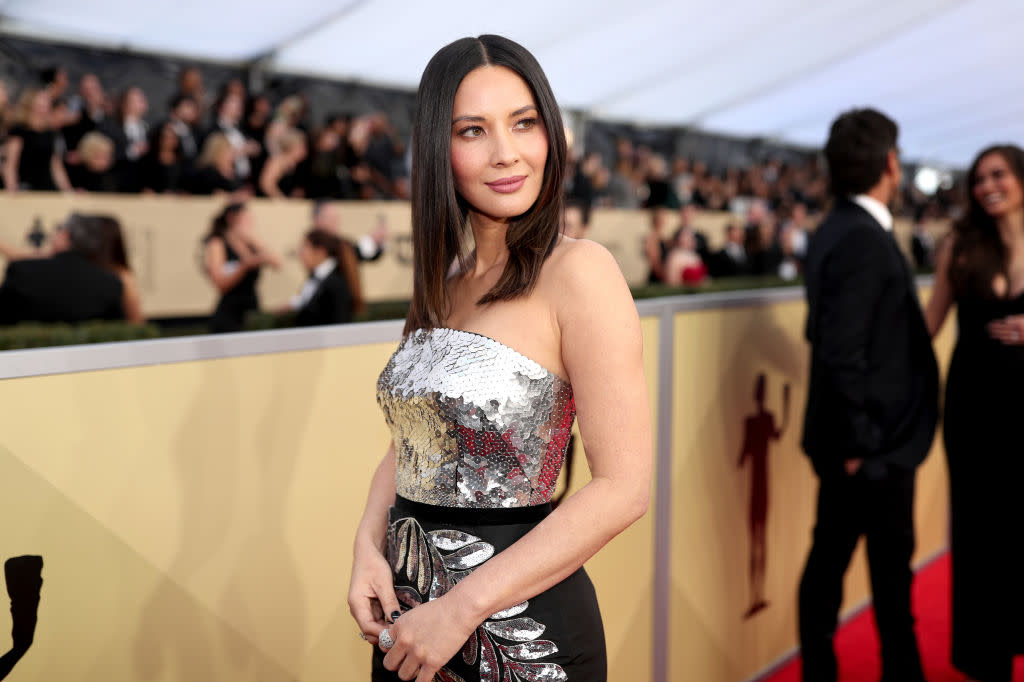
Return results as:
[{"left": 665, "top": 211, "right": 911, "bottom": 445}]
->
[{"left": 377, "top": 328, "right": 575, "bottom": 508}]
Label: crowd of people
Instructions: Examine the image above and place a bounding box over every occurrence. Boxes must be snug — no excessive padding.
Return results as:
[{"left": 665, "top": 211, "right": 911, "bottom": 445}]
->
[{"left": 0, "top": 66, "right": 409, "bottom": 200}]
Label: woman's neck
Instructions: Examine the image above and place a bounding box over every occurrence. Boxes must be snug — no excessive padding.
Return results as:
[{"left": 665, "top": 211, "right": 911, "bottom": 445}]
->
[{"left": 468, "top": 213, "right": 510, "bottom": 278}]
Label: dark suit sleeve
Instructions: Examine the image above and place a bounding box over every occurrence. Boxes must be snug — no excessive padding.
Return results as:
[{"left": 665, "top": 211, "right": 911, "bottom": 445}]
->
[
  {"left": 295, "top": 277, "right": 352, "bottom": 327},
  {"left": 815, "top": 226, "right": 890, "bottom": 458}
]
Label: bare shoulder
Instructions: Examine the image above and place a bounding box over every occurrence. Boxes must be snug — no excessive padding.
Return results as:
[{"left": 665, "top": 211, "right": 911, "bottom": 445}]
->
[
  {"left": 544, "top": 237, "right": 625, "bottom": 292},
  {"left": 542, "top": 237, "right": 636, "bottom": 330}
]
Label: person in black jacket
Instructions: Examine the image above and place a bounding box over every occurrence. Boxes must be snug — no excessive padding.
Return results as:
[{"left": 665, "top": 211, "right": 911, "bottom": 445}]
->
[
  {"left": 288, "top": 228, "right": 361, "bottom": 326},
  {"left": 0, "top": 214, "right": 124, "bottom": 324},
  {"left": 798, "top": 108, "right": 939, "bottom": 682}
]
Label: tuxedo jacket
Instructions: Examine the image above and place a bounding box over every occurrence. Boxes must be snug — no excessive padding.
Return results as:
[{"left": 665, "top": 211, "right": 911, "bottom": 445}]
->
[
  {"left": 0, "top": 251, "right": 124, "bottom": 325},
  {"left": 802, "top": 199, "right": 939, "bottom": 475},
  {"left": 294, "top": 267, "right": 354, "bottom": 327}
]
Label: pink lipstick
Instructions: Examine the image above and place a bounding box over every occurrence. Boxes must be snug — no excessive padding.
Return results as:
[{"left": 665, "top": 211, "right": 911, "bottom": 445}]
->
[{"left": 486, "top": 176, "right": 527, "bottom": 193}]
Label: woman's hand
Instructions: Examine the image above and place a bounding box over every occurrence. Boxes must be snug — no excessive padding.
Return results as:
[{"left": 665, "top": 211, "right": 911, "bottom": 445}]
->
[
  {"left": 988, "top": 314, "right": 1024, "bottom": 345},
  {"left": 380, "top": 596, "right": 477, "bottom": 682},
  {"left": 348, "top": 543, "right": 401, "bottom": 646}
]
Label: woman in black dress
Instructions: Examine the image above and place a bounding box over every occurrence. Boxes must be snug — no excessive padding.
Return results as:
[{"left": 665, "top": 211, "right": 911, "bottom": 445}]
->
[
  {"left": 201, "top": 202, "right": 281, "bottom": 333},
  {"left": 926, "top": 144, "right": 1024, "bottom": 682},
  {"left": 349, "top": 35, "right": 651, "bottom": 682},
  {"left": 2, "top": 88, "right": 72, "bottom": 192}
]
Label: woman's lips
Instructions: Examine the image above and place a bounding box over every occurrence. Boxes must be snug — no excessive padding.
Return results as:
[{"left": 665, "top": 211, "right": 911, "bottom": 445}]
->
[{"left": 486, "top": 176, "right": 527, "bottom": 193}]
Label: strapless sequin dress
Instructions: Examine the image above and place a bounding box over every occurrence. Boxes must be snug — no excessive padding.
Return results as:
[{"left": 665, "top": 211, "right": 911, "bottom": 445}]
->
[{"left": 373, "top": 327, "right": 607, "bottom": 682}]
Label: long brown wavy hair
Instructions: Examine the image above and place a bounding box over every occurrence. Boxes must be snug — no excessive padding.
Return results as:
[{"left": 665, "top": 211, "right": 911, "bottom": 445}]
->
[
  {"left": 950, "top": 144, "right": 1024, "bottom": 299},
  {"left": 304, "top": 228, "right": 363, "bottom": 314},
  {"left": 402, "top": 35, "right": 567, "bottom": 335}
]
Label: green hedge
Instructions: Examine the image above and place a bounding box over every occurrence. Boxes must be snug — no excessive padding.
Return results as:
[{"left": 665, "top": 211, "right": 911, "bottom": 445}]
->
[
  {"left": 0, "top": 279, "right": 800, "bottom": 350},
  {"left": 0, "top": 321, "right": 161, "bottom": 350}
]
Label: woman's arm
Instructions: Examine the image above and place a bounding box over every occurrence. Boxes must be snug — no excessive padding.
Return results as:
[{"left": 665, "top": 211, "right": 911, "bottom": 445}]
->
[
  {"left": 3, "top": 137, "right": 22, "bottom": 192},
  {"left": 119, "top": 270, "right": 146, "bottom": 323},
  {"left": 203, "top": 237, "right": 254, "bottom": 294},
  {"left": 348, "top": 444, "right": 401, "bottom": 645},
  {"left": 924, "top": 234, "right": 955, "bottom": 338},
  {"left": 382, "top": 241, "right": 652, "bottom": 680},
  {"left": 244, "top": 234, "right": 283, "bottom": 270},
  {"left": 50, "top": 154, "right": 73, "bottom": 193},
  {"left": 258, "top": 156, "right": 285, "bottom": 198}
]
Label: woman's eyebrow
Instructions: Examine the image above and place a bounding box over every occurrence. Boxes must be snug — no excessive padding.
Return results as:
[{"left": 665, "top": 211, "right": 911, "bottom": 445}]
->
[{"left": 452, "top": 105, "right": 537, "bottom": 125}]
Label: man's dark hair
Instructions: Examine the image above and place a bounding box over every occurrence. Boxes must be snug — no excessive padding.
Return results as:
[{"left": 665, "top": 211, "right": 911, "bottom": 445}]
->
[
  {"left": 169, "top": 94, "right": 196, "bottom": 111},
  {"left": 824, "top": 108, "right": 898, "bottom": 197}
]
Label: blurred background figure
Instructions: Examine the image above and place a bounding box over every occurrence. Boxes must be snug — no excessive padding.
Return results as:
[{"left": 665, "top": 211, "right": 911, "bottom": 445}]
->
[
  {"left": 0, "top": 214, "right": 124, "bottom": 324},
  {"left": 310, "top": 200, "right": 389, "bottom": 262},
  {"left": 68, "top": 131, "right": 118, "bottom": 192},
  {"left": 644, "top": 207, "right": 672, "bottom": 284},
  {"left": 140, "top": 122, "right": 185, "bottom": 193},
  {"left": 201, "top": 202, "right": 281, "bottom": 333},
  {"left": 562, "top": 197, "right": 591, "bottom": 240},
  {"left": 190, "top": 132, "right": 242, "bottom": 195},
  {"left": 3, "top": 88, "right": 72, "bottom": 192},
  {"left": 259, "top": 128, "right": 307, "bottom": 198},
  {"left": 284, "top": 228, "right": 362, "bottom": 326},
  {"left": 663, "top": 225, "right": 708, "bottom": 286},
  {"left": 103, "top": 86, "right": 149, "bottom": 192}
]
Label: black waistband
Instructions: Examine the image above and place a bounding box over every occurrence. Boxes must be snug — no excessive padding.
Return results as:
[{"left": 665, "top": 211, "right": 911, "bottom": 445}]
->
[{"left": 393, "top": 495, "right": 552, "bottom": 526}]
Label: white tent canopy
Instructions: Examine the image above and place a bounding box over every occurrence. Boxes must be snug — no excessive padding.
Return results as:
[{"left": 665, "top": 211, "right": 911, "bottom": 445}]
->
[{"left": 0, "top": 0, "right": 1017, "bottom": 166}]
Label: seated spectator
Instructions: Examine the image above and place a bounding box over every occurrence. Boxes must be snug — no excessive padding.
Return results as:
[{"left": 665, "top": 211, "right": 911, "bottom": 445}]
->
[
  {"left": 562, "top": 197, "right": 591, "bottom": 239},
  {"left": 259, "top": 128, "right": 307, "bottom": 198},
  {"left": 0, "top": 213, "right": 124, "bottom": 324},
  {"left": 264, "top": 96, "right": 304, "bottom": 157},
  {"left": 644, "top": 155, "right": 680, "bottom": 209},
  {"left": 175, "top": 66, "right": 206, "bottom": 117},
  {"left": 140, "top": 122, "right": 185, "bottom": 194},
  {"left": 285, "top": 228, "right": 362, "bottom": 326},
  {"left": 68, "top": 132, "right": 118, "bottom": 192},
  {"left": 206, "top": 91, "right": 259, "bottom": 184},
  {"left": 166, "top": 94, "right": 199, "bottom": 166},
  {"left": 189, "top": 133, "right": 242, "bottom": 195},
  {"left": 746, "top": 212, "right": 784, "bottom": 277},
  {"left": 644, "top": 208, "right": 672, "bottom": 284},
  {"left": 664, "top": 227, "right": 709, "bottom": 286},
  {"left": 709, "top": 223, "right": 750, "bottom": 277},
  {"left": 677, "top": 202, "right": 710, "bottom": 261},
  {"left": 305, "top": 127, "right": 344, "bottom": 199},
  {"left": 62, "top": 73, "right": 109, "bottom": 154},
  {"left": 102, "top": 87, "right": 150, "bottom": 192},
  {"left": 3, "top": 88, "right": 72, "bottom": 192}
]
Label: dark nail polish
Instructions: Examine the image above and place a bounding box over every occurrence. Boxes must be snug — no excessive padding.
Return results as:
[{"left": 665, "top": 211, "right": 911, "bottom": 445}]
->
[{"left": 390, "top": 610, "right": 402, "bottom": 622}]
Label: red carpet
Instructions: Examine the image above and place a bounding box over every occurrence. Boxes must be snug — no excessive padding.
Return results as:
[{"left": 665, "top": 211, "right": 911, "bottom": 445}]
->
[{"left": 762, "top": 553, "right": 1024, "bottom": 681}]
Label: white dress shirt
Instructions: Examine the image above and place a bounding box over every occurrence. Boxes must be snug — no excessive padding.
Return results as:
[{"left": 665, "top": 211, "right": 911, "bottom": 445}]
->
[
  {"left": 290, "top": 258, "right": 336, "bottom": 311},
  {"left": 852, "top": 194, "right": 893, "bottom": 232}
]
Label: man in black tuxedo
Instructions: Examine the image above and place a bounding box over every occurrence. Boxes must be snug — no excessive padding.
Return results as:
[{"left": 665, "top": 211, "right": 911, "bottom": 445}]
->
[
  {"left": 799, "top": 109, "right": 939, "bottom": 682},
  {"left": 0, "top": 215, "right": 124, "bottom": 325}
]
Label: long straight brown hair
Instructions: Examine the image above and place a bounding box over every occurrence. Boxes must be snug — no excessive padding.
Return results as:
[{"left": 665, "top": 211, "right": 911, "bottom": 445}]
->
[
  {"left": 950, "top": 144, "right": 1024, "bottom": 299},
  {"left": 403, "top": 35, "right": 568, "bottom": 335}
]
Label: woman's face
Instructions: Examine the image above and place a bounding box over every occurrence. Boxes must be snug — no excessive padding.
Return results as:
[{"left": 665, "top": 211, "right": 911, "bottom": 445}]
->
[
  {"left": 973, "top": 152, "right": 1024, "bottom": 219},
  {"left": 450, "top": 66, "right": 548, "bottom": 223},
  {"left": 231, "top": 208, "right": 253, "bottom": 237},
  {"left": 30, "top": 92, "right": 51, "bottom": 120}
]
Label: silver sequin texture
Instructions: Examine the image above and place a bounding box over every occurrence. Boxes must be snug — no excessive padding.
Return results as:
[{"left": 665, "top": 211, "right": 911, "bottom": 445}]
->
[{"left": 377, "top": 328, "right": 575, "bottom": 508}]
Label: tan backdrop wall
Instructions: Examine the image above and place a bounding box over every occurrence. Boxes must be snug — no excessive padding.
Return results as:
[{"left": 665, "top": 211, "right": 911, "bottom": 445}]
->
[
  {"left": 0, "top": 296, "right": 952, "bottom": 682},
  {"left": 0, "top": 194, "right": 949, "bottom": 319}
]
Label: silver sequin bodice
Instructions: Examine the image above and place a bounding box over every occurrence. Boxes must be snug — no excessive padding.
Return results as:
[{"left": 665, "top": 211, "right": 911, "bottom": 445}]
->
[{"left": 377, "top": 327, "right": 575, "bottom": 508}]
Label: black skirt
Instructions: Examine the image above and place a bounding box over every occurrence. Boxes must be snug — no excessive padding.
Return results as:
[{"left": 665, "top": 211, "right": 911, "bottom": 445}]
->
[{"left": 371, "top": 496, "right": 607, "bottom": 681}]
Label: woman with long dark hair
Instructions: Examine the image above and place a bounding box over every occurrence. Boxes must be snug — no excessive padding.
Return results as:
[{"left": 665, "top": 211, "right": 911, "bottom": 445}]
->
[
  {"left": 201, "top": 202, "right": 281, "bottom": 333},
  {"left": 91, "top": 215, "right": 144, "bottom": 323},
  {"left": 926, "top": 144, "right": 1024, "bottom": 682},
  {"left": 348, "top": 35, "right": 651, "bottom": 682},
  {"left": 289, "top": 228, "right": 362, "bottom": 326}
]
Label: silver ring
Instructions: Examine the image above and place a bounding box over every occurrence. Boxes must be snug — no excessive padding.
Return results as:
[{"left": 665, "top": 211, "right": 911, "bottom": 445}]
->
[
  {"left": 359, "top": 632, "right": 367, "bottom": 641},
  {"left": 378, "top": 628, "right": 394, "bottom": 651}
]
